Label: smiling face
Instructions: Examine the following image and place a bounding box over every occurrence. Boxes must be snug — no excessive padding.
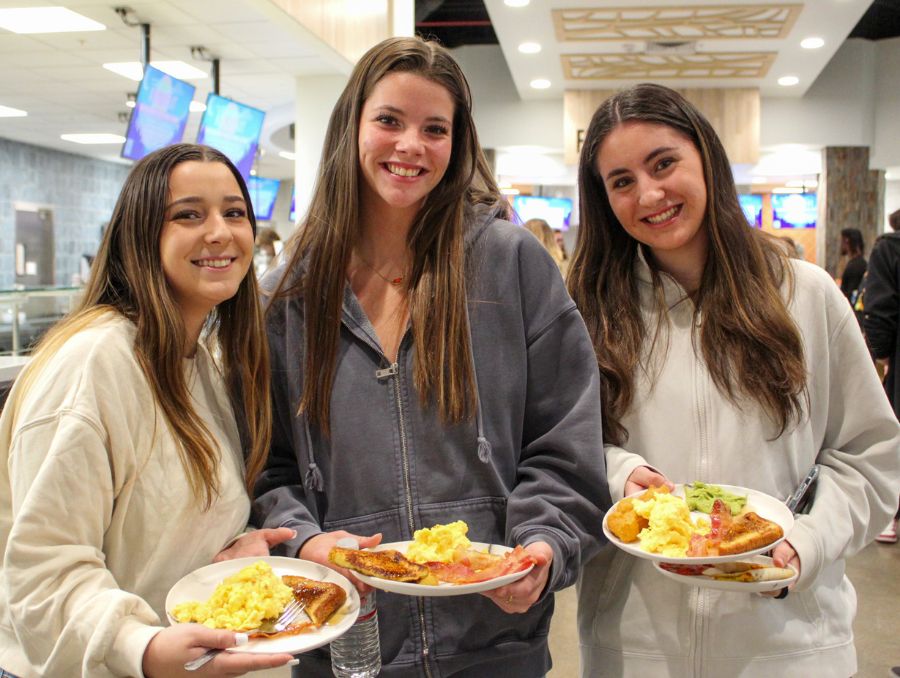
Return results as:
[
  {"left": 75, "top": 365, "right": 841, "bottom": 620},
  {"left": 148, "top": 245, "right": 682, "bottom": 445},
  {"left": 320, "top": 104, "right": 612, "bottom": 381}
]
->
[
  {"left": 357, "top": 71, "right": 455, "bottom": 225},
  {"left": 159, "top": 160, "right": 254, "bottom": 333},
  {"left": 597, "top": 120, "right": 709, "bottom": 283}
]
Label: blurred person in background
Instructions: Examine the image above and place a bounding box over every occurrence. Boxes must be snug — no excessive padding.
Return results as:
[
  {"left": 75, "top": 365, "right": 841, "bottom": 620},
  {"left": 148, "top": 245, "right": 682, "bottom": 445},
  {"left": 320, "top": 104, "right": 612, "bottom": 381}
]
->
[
  {"left": 254, "top": 36, "right": 609, "bottom": 677},
  {"left": 554, "top": 228, "right": 569, "bottom": 262},
  {"left": 0, "top": 144, "right": 298, "bottom": 678},
  {"left": 864, "top": 207, "right": 900, "bottom": 544},
  {"left": 569, "top": 83, "right": 900, "bottom": 677},
  {"left": 839, "top": 227, "right": 867, "bottom": 306},
  {"left": 524, "top": 218, "right": 569, "bottom": 277}
]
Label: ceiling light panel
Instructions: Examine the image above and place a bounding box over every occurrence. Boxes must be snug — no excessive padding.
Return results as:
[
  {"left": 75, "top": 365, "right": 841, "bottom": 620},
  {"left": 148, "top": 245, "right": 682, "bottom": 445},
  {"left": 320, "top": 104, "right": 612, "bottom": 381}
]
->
[
  {"left": 0, "top": 7, "right": 105, "bottom": 34},
  {"left": 0, "top": 104, "right": 27, "bottom": 117},
  {"left": 61, "top": 133, "right": 126, "bottom": 144},
  {"left": 103, "top": 61, "right": 209, "bottom": 81}
]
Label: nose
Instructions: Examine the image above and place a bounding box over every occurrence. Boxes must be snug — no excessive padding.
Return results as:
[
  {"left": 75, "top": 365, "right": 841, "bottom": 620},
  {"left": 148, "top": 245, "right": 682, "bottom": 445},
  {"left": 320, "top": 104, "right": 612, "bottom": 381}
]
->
[
  {"left": 395, "top": 127, "right": 424, "bottom": 156},
  {"left": 204, "top": 211, "right": 234, "bottom": 244},
  {"left": 637, "top": 180, "right": 665, "bottom": 208}
]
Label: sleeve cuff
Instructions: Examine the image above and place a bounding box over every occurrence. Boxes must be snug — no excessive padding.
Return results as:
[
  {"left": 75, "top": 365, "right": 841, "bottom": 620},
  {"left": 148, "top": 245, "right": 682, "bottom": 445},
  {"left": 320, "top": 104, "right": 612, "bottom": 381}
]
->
[
  {"left": 106, "top": 618, "right": 164, "bottom": 678},
  {"left": 784, "top": 517, "right": 823, "bottom": 592},
  {"left": 605, "top": 446, "right": 650, "bottom": 501}
]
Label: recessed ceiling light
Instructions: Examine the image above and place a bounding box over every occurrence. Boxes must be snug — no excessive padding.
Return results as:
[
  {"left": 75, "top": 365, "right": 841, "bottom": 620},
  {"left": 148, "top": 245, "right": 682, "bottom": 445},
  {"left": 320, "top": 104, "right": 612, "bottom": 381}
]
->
[
  {"left": 0, "top": 7, "right": 105, "bottom": 34},
  {"left": 772, "top": 186, "right": 804, "bottom": 193},
  {"left": 778, "top": 75, "right": 799, "bottom": 87},
  {"left": 60, "top": 133, "right": 126, "bottom": 145},
  {"left": 504, "top": 0, "right": 530, "bottom": 6},
  {"left": 530, "top": 78, "right": 551, "bottom": 89},
  {"left": 501, "top": 187, "right": 520, "bottom": 195},
  {"left": 0, "top": 104, "right": 27, "bottom": 117},
  {"left": 278, "top": 151, "right": 296, "bottom": 161},
  {"left": 103, "top": 61, "right": 208, "bottom": 82},
  {"left": 801, "top": 37, "right": 825, "bottom": 49},
  {"left": 189, "top": 100, "right": 207, "bottom": 113},
  {"left": 518, "top": 42, "right": 541, "bottom": 54}
]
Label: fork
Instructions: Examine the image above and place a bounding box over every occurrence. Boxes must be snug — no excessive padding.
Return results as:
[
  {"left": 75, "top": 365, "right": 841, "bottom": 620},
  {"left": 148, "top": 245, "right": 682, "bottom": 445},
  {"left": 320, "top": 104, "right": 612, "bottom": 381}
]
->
[{"left": 183, "top": 599, "right": 307, "bottom": 671}]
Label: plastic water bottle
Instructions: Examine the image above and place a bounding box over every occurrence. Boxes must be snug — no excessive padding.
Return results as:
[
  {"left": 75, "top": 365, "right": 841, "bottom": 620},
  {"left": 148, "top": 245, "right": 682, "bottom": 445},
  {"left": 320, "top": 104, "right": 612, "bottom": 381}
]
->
[{"left": 330, "top": 539, "right": 382, "bottom": 677}]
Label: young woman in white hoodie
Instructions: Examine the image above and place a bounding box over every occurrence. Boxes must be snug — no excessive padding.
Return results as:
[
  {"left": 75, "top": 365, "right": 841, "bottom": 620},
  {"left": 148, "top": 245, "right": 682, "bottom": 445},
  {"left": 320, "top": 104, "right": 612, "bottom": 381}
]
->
[
  {"left": 569, "top": 84, "right": 900, "bottom": 677},
  {"left": 0, "top": 144, "right": 297, "bottom": 678}
]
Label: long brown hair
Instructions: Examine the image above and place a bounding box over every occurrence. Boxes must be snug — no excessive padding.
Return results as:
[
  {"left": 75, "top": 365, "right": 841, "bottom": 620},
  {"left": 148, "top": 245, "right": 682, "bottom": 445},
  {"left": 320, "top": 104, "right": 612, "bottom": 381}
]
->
[
  {"left": 569, "top": 84, "right": 807, "bottom": 445},
  {"left": 15, "top": 144, "right": 270, "bottom": 508},
  {"left": 271, "top": 36, "right": 504, "bottom": 433}
]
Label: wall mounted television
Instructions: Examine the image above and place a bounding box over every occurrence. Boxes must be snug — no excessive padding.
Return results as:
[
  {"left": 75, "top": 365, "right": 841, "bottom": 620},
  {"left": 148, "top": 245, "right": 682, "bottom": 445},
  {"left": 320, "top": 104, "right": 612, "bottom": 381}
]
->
[
  {"left": 247, "top": 176, "right": 280, "bottom": 221},
  {"left": 121, "top": 65, "right": 195, "bottom": 161},
  {"left": 737, "top": 194, "right": 763, "bottom": 228},
  {"left": 512, "top": 195, "right": 573, "bottom": 231},
  {"left": 771, "top": 193, "right": 817, "bottom": 229},
  {"left": 196, "top": 93, "right": 265, "bottom": 179}
]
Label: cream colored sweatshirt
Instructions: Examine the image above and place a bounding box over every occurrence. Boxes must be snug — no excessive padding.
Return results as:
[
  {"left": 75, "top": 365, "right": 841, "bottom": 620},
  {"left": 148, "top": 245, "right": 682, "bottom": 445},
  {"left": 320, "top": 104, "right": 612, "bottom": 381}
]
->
[{"left": 0, "top": 314, "right": 250, "bottom": 678}]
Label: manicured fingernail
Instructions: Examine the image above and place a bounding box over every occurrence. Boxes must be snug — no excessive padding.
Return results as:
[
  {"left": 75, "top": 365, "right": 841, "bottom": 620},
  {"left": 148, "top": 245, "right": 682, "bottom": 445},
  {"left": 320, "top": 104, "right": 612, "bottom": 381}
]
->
[
  {"left": 287, "top": 659, "right": 300, "bottom": 666},
  {"left": 291, "top": 530, "right": 297, "bottom": 539},
  {"left": 235, "top": 633, "right": 249, "bottom": 646}
]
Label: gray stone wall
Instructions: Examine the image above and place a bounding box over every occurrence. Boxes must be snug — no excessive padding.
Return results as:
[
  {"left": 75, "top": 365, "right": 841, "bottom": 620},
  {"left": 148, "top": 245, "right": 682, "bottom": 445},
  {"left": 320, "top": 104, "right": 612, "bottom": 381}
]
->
[{"left": 0, "top": 138, "right": 130, "bottom": 289}]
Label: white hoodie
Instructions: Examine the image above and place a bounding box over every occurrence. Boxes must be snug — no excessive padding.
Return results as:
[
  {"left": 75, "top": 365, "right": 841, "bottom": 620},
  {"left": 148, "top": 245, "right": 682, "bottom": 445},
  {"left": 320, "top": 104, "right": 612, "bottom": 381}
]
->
[{"left": 578, "top": 256, "right": 900, "bottom": 678}]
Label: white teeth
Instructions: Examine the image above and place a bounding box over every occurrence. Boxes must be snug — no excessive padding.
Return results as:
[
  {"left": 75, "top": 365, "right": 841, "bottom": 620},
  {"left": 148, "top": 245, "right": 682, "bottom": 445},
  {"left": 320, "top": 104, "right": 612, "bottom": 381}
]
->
[
  {"left": 645, "top": 206, "right": 679, "bottom": 224},
  {"left": 194, "top": 258, "right": 232, "bottom": 268},
  {"left": 387, "top": 163, "right": 422, "bottom": 177}
]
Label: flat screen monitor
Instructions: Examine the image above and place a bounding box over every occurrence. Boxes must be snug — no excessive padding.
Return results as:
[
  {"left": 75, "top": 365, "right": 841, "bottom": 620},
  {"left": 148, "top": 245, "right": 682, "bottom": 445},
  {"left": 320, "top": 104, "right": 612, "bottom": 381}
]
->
[
  {"left": 738, "top": 194, "right": 763, "bottom": 228},
  {"left": 247, "top": 176, "right": 280, "bottom": 221},
  {"left": 196, "top": 93, "right": 265, "bottom": 179},
  {"left": 121, "top": 65, "right": 195, "bottom": 161},
  {"left": 771, "top": 193, "right": 817, "bottom": 229},
  {"left": 512, "top": 195, "right": 573, "bottom": 231}
]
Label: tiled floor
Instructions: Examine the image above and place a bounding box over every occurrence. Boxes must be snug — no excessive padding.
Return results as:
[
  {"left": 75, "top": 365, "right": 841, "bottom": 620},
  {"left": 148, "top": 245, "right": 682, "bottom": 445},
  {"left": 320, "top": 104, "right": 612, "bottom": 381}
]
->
[{"left": 257, "top": 540, "right": 899, "bottom": 677}]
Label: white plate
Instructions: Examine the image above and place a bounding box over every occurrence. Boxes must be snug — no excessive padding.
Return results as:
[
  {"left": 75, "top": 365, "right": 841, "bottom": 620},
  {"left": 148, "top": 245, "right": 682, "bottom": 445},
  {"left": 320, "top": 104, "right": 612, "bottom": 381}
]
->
[
  {"left": 653, "top": 555, "right": 798, "bottom": 592},
  {"left": 602, "top": 483, "right": 794, "bottom": 565},
  {"left": 165, "top": 556, "right": 359, "bottom": 654},
  {"left": 352, "top": 541, "right": 534, "bottom": 597}
]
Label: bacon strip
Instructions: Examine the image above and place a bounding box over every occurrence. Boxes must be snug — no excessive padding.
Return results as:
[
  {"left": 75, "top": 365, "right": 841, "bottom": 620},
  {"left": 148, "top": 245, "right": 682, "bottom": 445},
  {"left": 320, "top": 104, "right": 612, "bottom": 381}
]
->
[{"left": 426, "top": 545, "right": 537, "bottom": 584}]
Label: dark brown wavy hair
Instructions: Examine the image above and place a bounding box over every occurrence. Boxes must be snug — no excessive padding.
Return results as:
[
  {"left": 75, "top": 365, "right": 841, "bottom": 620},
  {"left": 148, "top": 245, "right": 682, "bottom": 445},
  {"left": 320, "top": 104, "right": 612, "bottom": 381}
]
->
[
  {"left": 270, "top": 36, "right": 505, "bottom": 433},
  {"left": 17, "top": 144, "right": 271, "bottom": 508},
  {"left": 568, "top": 84, "right": 807, "bottom": 445}
]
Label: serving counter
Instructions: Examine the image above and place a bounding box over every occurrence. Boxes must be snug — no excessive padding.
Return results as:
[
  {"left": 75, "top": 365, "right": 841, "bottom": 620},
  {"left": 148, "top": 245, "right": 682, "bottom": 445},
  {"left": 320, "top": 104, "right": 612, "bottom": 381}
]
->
[{"left": 0, "top": 286, "right": 82, "bottom": 355}]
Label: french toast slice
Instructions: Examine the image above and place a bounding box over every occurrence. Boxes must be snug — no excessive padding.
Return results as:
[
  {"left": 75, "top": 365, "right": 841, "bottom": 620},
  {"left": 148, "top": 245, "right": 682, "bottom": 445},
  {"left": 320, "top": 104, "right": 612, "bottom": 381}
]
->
[
  {"left": 717, "top": 512, "right": 783, "bottom": 555},
  {"left": 329, "top": 546, "right": 430, "bottom": 582},
  {"left": 281, "top": 575, "right": 347, "bottom": 625}
]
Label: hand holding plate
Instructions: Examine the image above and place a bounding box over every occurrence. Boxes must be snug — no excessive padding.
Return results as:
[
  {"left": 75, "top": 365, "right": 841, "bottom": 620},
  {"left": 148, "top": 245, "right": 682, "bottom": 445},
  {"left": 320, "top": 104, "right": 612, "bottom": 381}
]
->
[
  {"left": 213, "top": 528, "right": 297, "bottom": 563},
  {"left": 143, "top": 623, "right": 296, "bottom": 677},
  {"left": 481, "top": 541, "right": 552, "bottom": 614},
  {"left": 760, "top": 539, "right": 801, "bottom": 598},
  {"left": 625, "top": 465, "right": 675, "bottom": 497}
]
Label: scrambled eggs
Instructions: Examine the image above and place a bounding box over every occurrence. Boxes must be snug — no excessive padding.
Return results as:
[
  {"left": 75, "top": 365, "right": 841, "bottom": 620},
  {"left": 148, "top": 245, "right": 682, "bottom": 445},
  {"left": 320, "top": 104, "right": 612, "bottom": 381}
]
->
[
  {"left": 172, "top": 561, "right": 294, "bottom": 631},
  {"left": 405, "top": 520, "right": 471, "bottom": 564},
  {"left": 633, "top": 493, "right": 710, "bottom": 558}
]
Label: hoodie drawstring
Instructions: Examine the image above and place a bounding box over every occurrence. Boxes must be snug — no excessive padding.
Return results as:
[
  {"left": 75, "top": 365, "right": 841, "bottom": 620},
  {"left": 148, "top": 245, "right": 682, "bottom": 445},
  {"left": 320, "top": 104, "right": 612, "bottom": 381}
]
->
[
  {"left": 303, "top": 417, "right": 324, "bottom": 492},
  {"left": 464, "top": 300, "right": 493, "bottom": 464}
]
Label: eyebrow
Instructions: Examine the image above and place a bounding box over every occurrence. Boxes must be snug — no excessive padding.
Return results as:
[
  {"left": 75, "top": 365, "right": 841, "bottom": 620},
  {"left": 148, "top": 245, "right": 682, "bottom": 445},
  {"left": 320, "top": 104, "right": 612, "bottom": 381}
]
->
[
  {"left": 604, "top": 145, "right": 678, "bottom": 181},
  {"left": 166, "top": 195, "right": 246, "bottom": 210},
  {"left": 374, "top": 104, "right": 451, "bottom": 125}
]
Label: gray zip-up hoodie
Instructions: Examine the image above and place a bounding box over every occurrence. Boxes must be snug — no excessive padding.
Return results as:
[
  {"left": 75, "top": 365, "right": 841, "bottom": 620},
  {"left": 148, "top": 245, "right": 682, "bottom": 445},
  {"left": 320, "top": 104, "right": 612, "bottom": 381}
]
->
[{"left": 254, "top": 208, "right": 610, "bottom": 677}]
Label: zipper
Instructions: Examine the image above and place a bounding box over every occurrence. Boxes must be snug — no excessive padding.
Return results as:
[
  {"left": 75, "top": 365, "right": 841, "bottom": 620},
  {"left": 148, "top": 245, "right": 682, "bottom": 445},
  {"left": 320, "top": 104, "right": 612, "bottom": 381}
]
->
[
  {"left": 692, "top": 310, "right": 707, "bottom": 678},
  {"left": 378, "top": 359, "right": 433, "bottom": 678}
]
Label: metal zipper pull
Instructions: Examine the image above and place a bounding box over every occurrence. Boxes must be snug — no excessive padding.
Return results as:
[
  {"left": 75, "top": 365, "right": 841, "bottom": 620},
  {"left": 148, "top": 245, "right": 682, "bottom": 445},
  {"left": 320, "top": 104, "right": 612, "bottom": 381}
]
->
[{"left": 375, "top": 362, "right": 398, "bottom": 380}]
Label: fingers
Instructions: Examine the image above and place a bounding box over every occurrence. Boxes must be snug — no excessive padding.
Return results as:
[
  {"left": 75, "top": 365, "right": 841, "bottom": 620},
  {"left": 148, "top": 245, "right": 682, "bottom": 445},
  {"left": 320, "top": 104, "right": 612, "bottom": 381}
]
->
[
  {"left": 625, "top": 466, "right": 674, "bottom": 495},
  {"left": 262, "top": 527, "right": 298, "bottom": 548},
  {"left": 771, "top": 541, "right": 797, "bottom": 569},
  {"left": 356, "top": 533, "right": 383, "bottom": 548},
  {"left": 190, "top": 627, "right": 249, "bottom": 651}
]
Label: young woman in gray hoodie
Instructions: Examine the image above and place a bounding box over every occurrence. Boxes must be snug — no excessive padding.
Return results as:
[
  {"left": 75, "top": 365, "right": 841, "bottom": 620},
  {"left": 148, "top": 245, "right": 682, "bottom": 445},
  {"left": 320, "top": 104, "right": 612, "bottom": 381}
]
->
[{"left": 254, "top": 37, "right": 611, "bottom": 677}]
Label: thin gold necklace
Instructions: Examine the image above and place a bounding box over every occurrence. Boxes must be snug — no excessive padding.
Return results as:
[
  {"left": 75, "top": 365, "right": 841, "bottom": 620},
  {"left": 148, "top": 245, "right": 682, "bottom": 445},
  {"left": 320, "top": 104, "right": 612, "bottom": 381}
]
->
[{"left": 356, "top": 253, "right": 406, "bottom": 286}]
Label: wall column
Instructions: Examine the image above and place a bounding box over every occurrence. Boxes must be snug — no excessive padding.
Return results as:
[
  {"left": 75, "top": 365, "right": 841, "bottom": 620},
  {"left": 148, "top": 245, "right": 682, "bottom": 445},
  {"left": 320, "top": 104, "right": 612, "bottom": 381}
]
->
[
  {"left": 293, "top": 75, "right": 348, "bottom": 224},
  {"left": 817, "top": 146, "right": 885, "bottom": 276}
]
